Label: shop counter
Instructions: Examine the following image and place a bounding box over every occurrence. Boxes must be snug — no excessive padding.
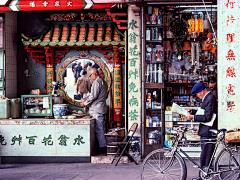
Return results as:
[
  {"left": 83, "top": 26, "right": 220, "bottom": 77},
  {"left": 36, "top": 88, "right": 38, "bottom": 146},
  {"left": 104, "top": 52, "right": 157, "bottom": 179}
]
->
[{"left": 0, "top": 118, "right": 95, "bottom": 163}]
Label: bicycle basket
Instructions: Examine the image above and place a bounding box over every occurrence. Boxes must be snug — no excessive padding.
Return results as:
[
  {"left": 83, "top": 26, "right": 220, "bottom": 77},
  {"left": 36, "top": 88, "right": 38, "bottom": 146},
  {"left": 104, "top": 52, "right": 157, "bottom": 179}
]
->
[{"left": 225, "top": 129, "right": 240, "bottom": 143}]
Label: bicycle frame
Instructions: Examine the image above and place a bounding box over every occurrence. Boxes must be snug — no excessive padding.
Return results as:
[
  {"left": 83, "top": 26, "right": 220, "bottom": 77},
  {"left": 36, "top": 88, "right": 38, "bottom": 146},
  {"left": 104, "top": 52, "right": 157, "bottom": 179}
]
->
[{"left": 169, "top": 129, "right": 240, "bottom": 178}]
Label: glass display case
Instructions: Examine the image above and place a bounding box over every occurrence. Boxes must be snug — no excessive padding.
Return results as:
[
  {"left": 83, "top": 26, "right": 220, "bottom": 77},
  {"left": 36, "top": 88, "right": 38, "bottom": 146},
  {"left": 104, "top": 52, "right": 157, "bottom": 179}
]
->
[
  {"left": 144, "top": 6, "right": 165, "bottom": 156},
  {"left": 21, "top": 95, "right": 53, "bottom": 118}
]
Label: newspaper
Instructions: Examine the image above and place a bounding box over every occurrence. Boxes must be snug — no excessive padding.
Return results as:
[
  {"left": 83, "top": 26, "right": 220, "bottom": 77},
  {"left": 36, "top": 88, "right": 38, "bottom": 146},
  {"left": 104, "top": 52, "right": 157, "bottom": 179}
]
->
[
  {"left": 195, "top": 108, "right": 216, "bottom": 127},
  {"left": 172, "top": 103, "right": 188, "bottom": 116}
]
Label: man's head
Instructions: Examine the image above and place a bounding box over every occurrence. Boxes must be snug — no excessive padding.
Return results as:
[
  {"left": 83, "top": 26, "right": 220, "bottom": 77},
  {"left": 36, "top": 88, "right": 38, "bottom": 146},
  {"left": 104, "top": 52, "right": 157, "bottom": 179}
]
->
[
  {"left": 208, "top": 76, "right": 217, "bottom": 90},
  {"left": 78, "top": 62, "right": 81, "bottom": 65},
  {"left": 89, "top": 62, "right": 92, "bottom": 67},
  {"left": 98, "top": 68, "right": 105, "bottom": 79},
  {"left": 191, "top": 82, "right": 208, "bottom": 99},
  {"left": 83, "top": 70, "right": 87, "bottom": 77},
  {"left": 89, "top": 68, "right": 99, "bottom": 81}
]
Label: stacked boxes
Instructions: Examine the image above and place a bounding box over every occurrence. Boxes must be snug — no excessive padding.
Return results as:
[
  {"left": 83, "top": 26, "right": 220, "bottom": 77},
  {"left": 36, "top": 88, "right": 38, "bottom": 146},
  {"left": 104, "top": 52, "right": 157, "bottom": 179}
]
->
[{"left": 164, "top": 110, "right": 173, "bottom": 148}]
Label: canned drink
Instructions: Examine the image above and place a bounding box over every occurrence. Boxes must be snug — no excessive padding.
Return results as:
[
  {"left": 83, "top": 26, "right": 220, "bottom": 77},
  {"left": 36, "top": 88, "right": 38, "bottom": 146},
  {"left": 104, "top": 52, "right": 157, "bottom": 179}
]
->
[{"left": 146, "top": 117, "right": 149, "bottom": 127}]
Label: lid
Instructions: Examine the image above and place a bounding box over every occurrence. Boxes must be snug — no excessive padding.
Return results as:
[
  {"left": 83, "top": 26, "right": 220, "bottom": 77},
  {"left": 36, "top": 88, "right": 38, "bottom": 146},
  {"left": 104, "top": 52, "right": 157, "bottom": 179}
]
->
[{"left": 53, "top": 104, "right": 68, "bottom": 107}]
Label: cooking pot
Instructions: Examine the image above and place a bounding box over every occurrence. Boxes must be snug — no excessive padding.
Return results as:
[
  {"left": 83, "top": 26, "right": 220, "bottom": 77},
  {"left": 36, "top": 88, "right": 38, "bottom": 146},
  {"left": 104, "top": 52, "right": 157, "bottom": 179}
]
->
[{"left": 148, "top": 131, "right": 157, "bottom": 139}]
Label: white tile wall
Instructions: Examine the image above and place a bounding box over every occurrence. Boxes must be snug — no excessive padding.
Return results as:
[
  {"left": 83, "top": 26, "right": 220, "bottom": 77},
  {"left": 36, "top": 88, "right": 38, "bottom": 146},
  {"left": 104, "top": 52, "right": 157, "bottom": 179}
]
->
[{"left": 5, "top": 12, "right": 17, "bottom": 98}]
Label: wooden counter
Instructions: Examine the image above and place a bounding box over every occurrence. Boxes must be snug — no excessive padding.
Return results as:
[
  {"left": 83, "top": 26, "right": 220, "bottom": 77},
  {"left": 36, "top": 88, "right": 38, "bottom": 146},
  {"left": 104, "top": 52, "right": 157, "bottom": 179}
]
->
[{"left": 0, "top": 118, "right": 95, "bottom": 163}]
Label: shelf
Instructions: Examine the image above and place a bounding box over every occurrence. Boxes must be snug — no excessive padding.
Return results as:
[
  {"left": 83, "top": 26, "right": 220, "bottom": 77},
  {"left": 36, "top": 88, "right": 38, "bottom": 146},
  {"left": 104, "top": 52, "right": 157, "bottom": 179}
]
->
[
  {"left": 146, "top": 109, "right": 162, "bottom": 111},
  {"left": 145, "top": 144, "right": 163, "bottom": 147},
  {"left": 145, "top": 61, "right": 164, "bottom": 64},
  {"left": 146, "top": 40, "right": 163, "bottom": 43},
  {"left": 171, "top": 94, "right": 191, "bottom": 96},
  {"left": 145, "top": 83, "right": 164, "bottom": 89},
  {"left": 175, "top": 122, "right": 200, "bottom": 125},
  {"left": 165, "top": 83, "right": 195, "bottom": 86},
  {"left": 146, "top": 24, "right": 163, "bottom": 27},
  {"left": 146, "top": 127, "right": 162, "bottom": 129}
]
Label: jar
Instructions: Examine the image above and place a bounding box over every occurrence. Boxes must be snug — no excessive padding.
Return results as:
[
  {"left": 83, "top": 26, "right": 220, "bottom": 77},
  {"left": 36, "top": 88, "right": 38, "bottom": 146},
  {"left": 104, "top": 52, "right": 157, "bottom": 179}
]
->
[{"left": 53, "top": 104, "right": 68, "bottom": 117}]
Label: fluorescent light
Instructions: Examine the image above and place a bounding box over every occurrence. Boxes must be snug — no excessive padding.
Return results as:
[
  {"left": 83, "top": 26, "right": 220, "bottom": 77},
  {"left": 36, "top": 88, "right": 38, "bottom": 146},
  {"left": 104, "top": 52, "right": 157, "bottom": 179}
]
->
[
  {"left": 179, "top": 5, "right": 217, "bottom": 8},
  {"left": 182, "top": 8, "right": 217, "bottom": 12},
  {"left": 146, "top": 2, "right": 214, "bottom": 5}
]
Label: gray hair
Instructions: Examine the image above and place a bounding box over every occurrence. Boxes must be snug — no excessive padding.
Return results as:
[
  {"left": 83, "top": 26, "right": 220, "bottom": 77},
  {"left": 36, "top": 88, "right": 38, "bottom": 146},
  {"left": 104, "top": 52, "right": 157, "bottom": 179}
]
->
[{"left": 91, "top": 68, "right": 99, "bottom": 75}]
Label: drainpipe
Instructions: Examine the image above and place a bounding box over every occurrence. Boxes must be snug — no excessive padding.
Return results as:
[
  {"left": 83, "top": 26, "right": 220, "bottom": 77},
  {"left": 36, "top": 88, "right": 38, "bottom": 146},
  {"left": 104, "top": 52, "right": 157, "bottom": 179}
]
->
[{"left": 141, "top": 6, "right": 145, "bottom": 158}]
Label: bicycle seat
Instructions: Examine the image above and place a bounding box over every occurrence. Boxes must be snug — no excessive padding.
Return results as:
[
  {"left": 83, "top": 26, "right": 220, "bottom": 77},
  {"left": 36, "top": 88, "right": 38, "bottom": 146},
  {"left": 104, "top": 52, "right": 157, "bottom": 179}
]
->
[{"left": 209, "top": 129, "right": 219, "bottom": 134}]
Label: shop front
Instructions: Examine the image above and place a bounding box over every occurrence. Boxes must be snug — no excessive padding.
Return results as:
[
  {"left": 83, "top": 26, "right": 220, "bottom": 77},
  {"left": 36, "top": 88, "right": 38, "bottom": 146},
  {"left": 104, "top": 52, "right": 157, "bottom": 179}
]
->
[
  {"left": 130, "top": 0, "right": 218, "bottom": 157},
  {"left": 0, "top": 0, "right": 239, "bottom": 163},
  {"left": 0, "top": 1, "right": 129, "bottom": 163}
]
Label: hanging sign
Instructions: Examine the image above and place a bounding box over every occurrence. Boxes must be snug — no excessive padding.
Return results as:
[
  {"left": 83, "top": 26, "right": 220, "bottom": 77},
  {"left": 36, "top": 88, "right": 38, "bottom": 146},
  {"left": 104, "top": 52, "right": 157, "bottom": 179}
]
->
[
  {"left": 0, "top": 0, "right": 115, "bottom": 11},
  {"left": 218, "top": 0, "right": 239, "bottom": 130},
  {"left": 128, "top": 5, "right": 141, "bottom": 136}
]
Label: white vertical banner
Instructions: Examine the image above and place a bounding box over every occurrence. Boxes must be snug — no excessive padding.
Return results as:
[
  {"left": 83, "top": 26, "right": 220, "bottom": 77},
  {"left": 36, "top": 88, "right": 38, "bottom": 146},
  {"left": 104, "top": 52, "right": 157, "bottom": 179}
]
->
[
  {"left": 128, "top": 5, "right": 141, "bottom": 136},
  {"left": 218, "top": 0, "right": 240, "bottom": 130}
]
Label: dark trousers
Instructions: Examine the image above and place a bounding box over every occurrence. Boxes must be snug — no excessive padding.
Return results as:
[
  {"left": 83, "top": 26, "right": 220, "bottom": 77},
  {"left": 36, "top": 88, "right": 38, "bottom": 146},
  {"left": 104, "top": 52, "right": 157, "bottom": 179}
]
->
[{"left": 200, "top": 136, "right": 215, "bottom": 167}]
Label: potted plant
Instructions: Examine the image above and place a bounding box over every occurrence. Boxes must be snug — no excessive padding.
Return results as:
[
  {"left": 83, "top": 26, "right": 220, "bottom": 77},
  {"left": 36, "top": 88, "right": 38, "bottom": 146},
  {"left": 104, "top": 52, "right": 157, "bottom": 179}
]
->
[{"left": 168, "top": 17, "right": 189, "bottom": 53}]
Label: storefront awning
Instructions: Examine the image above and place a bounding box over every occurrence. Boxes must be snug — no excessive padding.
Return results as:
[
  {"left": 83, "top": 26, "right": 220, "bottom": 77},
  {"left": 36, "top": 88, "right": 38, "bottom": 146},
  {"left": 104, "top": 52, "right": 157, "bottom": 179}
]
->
[
  {"left": 0, "top": 0, "right": 117, "bottom": 11},
  {"left": 21, "top": 22, "right": 125, "bottom": 47}
]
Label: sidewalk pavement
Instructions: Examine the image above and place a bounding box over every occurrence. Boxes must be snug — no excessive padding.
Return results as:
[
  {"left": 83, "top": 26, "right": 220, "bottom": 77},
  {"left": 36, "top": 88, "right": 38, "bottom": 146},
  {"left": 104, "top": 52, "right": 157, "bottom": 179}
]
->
[{"left": 0, "top": 159, "right": 200, "bottom": 180}]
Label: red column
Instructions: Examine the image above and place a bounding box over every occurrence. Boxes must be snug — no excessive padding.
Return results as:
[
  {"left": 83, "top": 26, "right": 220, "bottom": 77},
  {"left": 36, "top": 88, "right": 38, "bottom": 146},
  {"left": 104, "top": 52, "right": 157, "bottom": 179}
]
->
[
  {"left": 45, "top": 47, "right": 55, "bottom": 94},
  {"left": 113, "top": 46, "right": 122, "bottom": 123}
]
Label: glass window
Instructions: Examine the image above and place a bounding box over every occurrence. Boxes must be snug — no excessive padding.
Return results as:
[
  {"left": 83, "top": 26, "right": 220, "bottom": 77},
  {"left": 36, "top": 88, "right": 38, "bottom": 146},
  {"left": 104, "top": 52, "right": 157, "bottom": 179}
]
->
[{"left": 0, "top": 15, "right": 5, "bottom": 95}]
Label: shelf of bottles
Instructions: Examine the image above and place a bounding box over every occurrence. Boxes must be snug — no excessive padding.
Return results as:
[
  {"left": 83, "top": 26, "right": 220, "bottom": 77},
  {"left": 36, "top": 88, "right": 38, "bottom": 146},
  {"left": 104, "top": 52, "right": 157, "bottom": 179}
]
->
[{"left": 145, "top": 6, "right": 164, "bottom": 86}]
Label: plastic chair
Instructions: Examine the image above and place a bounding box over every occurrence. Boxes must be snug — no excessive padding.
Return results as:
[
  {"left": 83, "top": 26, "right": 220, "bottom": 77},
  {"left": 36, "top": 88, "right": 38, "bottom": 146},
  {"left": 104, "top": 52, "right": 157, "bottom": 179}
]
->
[{"left": 111, "top": 123, "right": 138, "bottom": 166}]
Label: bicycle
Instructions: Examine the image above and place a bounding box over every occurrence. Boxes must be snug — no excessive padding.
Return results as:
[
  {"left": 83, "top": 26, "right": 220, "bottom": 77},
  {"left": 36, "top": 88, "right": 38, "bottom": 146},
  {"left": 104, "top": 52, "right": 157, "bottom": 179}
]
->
[{"left": 141, "top": 126, "right": 240, "bottom": 180}]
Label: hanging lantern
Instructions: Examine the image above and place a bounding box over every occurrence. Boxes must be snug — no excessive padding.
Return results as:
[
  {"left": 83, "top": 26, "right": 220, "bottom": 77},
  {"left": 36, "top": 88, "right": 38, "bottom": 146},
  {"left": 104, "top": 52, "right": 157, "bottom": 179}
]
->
[
  {"left": 207, "top": 32, "right": 213, "bottom": 39},
  {"left": 205, "top": 43, "right": 212, "bottom": 51},
  {"left": 187, "top": 19, "right": 204, "bottom": 33},
  {"left": 211, "top": 46, "right": 217, "bottom": 54}
]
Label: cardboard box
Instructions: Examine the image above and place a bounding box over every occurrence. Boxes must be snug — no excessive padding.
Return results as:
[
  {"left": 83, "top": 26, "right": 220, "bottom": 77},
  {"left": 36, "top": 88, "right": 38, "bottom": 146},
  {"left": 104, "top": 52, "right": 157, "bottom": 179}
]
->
[{"left": 0, "top": 99, "right": 11, "bottom": 119}]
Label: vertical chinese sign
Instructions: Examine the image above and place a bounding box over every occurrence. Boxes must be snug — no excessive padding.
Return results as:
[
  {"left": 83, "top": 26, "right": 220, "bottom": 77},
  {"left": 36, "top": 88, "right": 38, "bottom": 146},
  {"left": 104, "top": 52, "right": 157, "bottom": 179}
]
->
[
  {"left": 218, "top": 0, "right": 240, "bottom": 129},
  {"left": 128, "top": 5, "right": 141, "bottom": 159}
]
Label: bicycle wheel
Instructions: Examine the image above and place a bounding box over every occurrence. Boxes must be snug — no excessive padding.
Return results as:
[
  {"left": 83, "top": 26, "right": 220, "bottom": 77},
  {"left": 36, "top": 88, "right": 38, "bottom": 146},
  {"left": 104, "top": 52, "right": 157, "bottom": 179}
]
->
[
  {"left": 141, "top": 148, "right": 187, "bottom": 180},
  {"left": 214, "top": 148, "right": 240, "bottom": 180}
]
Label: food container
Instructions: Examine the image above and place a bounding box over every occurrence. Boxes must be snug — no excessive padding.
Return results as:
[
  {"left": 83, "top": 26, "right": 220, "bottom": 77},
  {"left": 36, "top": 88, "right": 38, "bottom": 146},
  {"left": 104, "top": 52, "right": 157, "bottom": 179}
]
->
[
  {"left": 10, "top": 98, "right": 21, "bottom": 118},
  {"left": 53, "top": 104, "right": 68, "bottom": 117},
  {"left": 0, "top": 99, "right": 11, "bottom": 119}
]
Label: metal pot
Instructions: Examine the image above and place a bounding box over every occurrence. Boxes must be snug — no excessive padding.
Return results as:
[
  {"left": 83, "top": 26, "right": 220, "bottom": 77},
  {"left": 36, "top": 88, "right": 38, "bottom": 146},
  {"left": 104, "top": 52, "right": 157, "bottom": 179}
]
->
[{"left": 148, "top": 131, "right": 157, "bottom": 139}]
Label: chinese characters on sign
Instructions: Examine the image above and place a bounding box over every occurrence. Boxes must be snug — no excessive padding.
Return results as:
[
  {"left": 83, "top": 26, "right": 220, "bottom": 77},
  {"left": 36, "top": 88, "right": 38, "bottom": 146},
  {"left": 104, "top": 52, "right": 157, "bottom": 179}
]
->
[
  {"left": 0, "top": 134, "right": 85, "bottom": 146},
  {"left": 128, "top": 5, "right": 141, "bottom": 135},
  {"left": 223, "top": 0, "right": 237, "bottom": 114},
  {"left": 29, "top": 1, "right": 73, "bottom": 8}
]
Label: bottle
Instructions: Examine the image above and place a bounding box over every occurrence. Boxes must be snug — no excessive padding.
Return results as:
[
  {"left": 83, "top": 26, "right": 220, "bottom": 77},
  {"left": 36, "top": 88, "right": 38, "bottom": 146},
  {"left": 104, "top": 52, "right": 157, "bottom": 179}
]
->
[
  {"left": 146, "top": 116, "right": 149, "bottom": 127},
  {"left": 146, "top": 28, "right": 151, "bottom": 40},
  {"left": 158, "top": 64, "right": 163, "bottom": 83},
  {"left": 152, "top": 27, "right": 158, "bottom": 40},
  {"left": 149, "top": 117, "right": 153, "bottom": 127},
  {"left": 158, "top": 29, "right": 162, "bottom": 41},
  {"left": 158, "top": 12, "right": 162, "bottom": 25}
]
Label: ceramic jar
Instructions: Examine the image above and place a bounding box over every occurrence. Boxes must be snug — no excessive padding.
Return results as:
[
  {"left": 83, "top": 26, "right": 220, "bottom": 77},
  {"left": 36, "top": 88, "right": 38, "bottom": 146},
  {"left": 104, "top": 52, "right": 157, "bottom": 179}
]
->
[{"left": 53, "top": 104, "right": 68, "bottom": 117}]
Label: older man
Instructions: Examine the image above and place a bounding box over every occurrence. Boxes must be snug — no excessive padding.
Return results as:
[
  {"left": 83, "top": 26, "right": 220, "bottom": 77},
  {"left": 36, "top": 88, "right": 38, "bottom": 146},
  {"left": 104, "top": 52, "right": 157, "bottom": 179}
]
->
[
  {"left": 186, "top": 82, "right": 217, "bottom": 180},
  {"left": 80, "top": 68, "right": 108, "bottom": 154}
]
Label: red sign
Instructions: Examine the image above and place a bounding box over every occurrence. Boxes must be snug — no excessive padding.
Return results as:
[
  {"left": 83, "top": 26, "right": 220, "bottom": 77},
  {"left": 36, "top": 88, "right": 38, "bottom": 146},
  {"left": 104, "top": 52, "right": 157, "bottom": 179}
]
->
[
  {"left": 226, "top": 67, "right": 236, "bottom": 78},
  {"left": 226, "top": 49, "right": 236, "bottom": 61},
  {"left": 226, "top": 84, "right": 235, "bottom": 95},
  {"left": 0, "top": 0, "right": 115, "bottom": 11}
]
